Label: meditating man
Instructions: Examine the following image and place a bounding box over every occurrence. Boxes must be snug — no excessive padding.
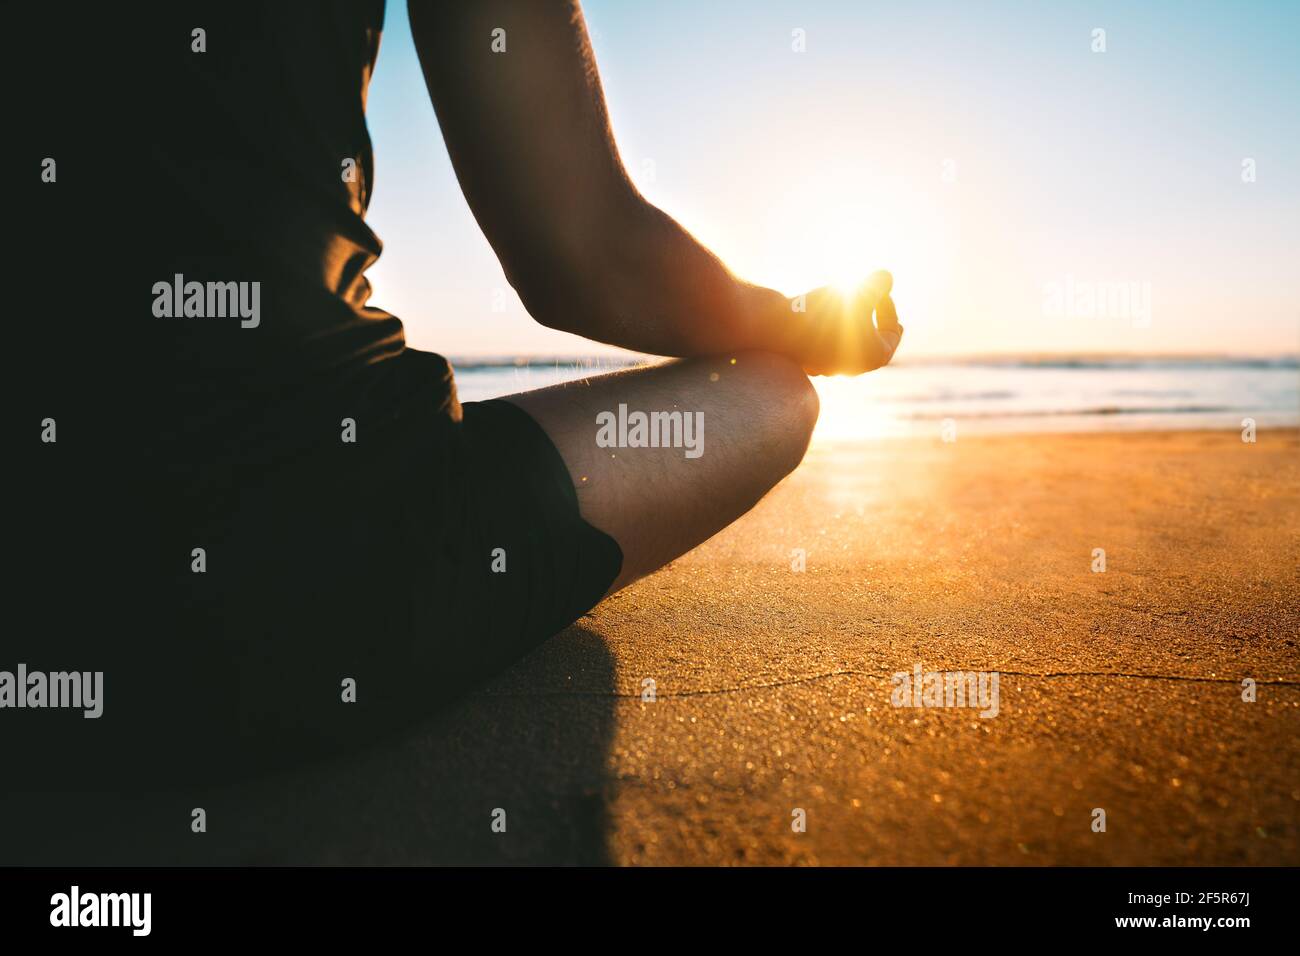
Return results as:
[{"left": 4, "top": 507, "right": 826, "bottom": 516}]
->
[{"left": 24, "top": 0, "right": 901, "bottom": 779}]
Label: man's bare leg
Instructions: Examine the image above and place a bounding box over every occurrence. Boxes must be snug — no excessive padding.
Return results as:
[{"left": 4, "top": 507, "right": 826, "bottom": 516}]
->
[{"left": 502, "top": 350, "right": 819, "bottom": 595}]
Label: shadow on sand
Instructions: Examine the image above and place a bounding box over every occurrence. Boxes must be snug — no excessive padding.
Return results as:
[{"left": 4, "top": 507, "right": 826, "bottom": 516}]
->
[{"left": 3, "top": 624, "right": 619, "bottom": 866}]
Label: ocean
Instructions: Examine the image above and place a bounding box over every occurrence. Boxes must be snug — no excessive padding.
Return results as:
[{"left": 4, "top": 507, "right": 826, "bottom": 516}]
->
[{"left": 447, "top": 355, "right": 1300, "bottom": 440}]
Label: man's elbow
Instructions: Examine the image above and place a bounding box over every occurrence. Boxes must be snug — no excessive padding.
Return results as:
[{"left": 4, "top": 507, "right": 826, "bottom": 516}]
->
[
  {"left": 496, "top": 187, "right": 649, "bottom": 339},
  {"left": 500, "top": 234, "right": 618, "bottom": 339}
]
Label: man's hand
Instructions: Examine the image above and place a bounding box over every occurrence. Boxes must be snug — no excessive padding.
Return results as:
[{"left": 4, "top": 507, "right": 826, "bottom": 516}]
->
[{"left": 770, "top": 270, "right": 903, "bottom": 376}]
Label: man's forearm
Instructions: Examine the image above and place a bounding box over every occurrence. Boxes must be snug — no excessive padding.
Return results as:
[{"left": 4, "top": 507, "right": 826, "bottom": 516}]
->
[{"left": 524, "top": 197, "right": 790, "bottom": 359}]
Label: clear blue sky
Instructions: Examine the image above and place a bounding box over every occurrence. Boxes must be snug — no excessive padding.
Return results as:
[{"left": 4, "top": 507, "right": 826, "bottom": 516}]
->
[{"left": 365, "top": 0, "right": 1299, "bottom": 359}]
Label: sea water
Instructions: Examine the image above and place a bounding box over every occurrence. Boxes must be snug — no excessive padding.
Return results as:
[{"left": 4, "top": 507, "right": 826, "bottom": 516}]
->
[{"left": 447, "top": 355, "right": 1299, "bottom": 439}]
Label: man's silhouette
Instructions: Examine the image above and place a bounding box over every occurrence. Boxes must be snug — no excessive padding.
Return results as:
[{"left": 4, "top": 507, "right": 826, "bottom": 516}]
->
[{"left": 18, "top": 1, "right": 900, "bottom": 782}]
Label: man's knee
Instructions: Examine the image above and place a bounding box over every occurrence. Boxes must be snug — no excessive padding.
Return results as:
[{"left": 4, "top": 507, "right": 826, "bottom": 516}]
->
[{"left": 725, "top": 351, "right": 819, "bottom": 471}]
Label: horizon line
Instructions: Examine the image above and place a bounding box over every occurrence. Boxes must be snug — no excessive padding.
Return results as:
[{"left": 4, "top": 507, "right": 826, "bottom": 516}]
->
[{"left": 443, "top": 350, "right": 1300, "bottom": 369}]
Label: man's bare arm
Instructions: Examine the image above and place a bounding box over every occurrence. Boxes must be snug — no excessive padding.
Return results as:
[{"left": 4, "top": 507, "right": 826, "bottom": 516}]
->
[{"left": 409, "top": 0, "right": 900, "bottom": 373}]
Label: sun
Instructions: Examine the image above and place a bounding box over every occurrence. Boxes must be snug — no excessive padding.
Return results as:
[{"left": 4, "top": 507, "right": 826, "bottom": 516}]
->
[
  {"left": 813, "top": 220, "right": 891, "bottom": 299},
  {"left": 728, "top": 162, "right": 954, "bottom": 314},
  {"left": 664, "top": 156, "right": 960, "bottom": 374}
]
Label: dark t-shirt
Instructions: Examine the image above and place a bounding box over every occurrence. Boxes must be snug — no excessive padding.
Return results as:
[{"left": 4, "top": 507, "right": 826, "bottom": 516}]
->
[{"left": 26, "top": 0, "right": 455, "bottom": 484}]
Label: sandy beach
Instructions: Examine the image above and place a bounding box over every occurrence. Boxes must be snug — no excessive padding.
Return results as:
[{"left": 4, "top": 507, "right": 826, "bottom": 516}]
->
[{"left": 13, "top": 427, "right": 1299, "bottom": 865}]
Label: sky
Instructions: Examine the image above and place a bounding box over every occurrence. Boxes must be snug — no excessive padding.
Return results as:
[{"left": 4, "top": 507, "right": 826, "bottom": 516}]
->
[{"left": 365, "top": 0, "right": 1299, "bottom": 360}]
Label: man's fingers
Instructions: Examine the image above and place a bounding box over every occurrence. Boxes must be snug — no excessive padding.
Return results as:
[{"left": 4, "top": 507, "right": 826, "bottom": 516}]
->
[
  {"left": 862, "top": 269, "right": 893, "bottom": 304},
  {"left": 874, "top": 293, "right": 899, "bottom": 333},
  {"left": 880, "top": 323, "right": 903, "bottom": 362},
  {"left": 855, "top": 276, "right": 894, "bottom": 367},
  {"left": 869, "top": 295, "right": 903, "bottom": 369}
]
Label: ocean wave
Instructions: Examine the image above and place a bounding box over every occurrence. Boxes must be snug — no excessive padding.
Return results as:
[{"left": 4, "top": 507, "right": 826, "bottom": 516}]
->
[
  {"left": 878, "top": 390, "right": 1020, "bottom": 404},
  {"left": 901, "top": 405, "right": 1243, "bottom": 420},
  {"left": 896, "top": 356, "right": 1300, "bottom": 371}
]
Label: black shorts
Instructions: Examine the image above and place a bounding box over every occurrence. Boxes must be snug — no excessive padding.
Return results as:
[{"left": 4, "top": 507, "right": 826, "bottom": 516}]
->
[{"left": 11, "top": 350, "right": 623, "bottom": 786}]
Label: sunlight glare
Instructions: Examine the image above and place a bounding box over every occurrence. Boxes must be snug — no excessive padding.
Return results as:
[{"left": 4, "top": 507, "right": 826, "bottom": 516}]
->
[
  {"left": 717, "top": 161, "right": 957, "bottom": 336},
  {"left": 810, "top": 373, "right": 908, "bottom": 445}
]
